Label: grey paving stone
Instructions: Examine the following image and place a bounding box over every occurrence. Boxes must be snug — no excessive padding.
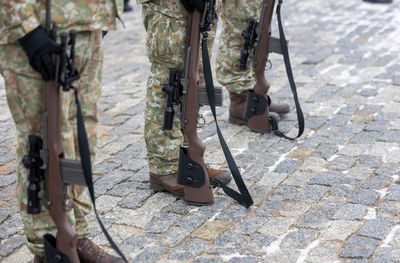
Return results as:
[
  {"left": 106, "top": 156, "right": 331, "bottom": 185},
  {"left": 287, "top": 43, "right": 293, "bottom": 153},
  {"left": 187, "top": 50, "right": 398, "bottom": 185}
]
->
[
  {"left": 375, "top": 163, "right": 400, "bottom": 176},
  {"left": 351, "top": 131, "right": 382, "bottom": 144},
  {"left": 330, "top": 178, "right": 362, "bottom": 198},
  {"left": 328, "top": 155, "right": 357, "bottom": 171},
  {"left": 365, "top": 120, "right": 389, "bottom": 132},
  {"left": 281, "top": 171, "right": 313, "bottom": 187},
  {"left": 305, "top": 241, "right": 342, "bottom": 262},
  {"left": 297, "top": 208, "right": 335, "bottom": 230},
  {"left": 306, "top": 117, "right": 326, "bottom": 129},
  {"left": 254, "top": 200, "right": 284, "bottom": 218},
  {"left": 263, "top": 249, "right": 301, "bottom": 263},
  {"left": 118, "top": 189, "right": 153, "bottom": 209},
  {"left": 168, "top": 238, "right": 208, "bottom": 260},
  {"left": 94, "top": 172, "right": 132, "bottom": 197},
  {"left": 93, "top": 161, "right": 121, "bottom": 175},
  {"left": 0, "top": 214, "right": 22, "bottom": 240},
  {"left": 311, "top": 144, "right": 338, "bottom": 159},
  {"left": 132, "top": 245, "right": 167, "bottom": 262},
  {"left": 372, "top": 247, "right": 400, "bottom": 263},
  {"left": 349, "top": 189, "right": 380, "bottom": 205},
  {"left": 235, "top": 216, "right": 268, "bottom": 235},
  {"left": 144, "top": 213, "right": 181, "bottom": 234},
  {"left": 240, "top": 234, "right": 276, "bottom": 256},
  {"left": 298, "top": 134, "right": 326, "bottom": 148},
  {"left": 340, "top": 236, "right": 379, "bottom": 259},
  {"left": 208, "top": 231, "right": 247, "bottom": 255},
  {"left": 0, "top": 175, "right": 15, "bottom": 188},
  {"left": 158, "top": 226, "right": 192, "bottom": 248},
  {"left": 294, "top": 185, "right": 329, "bottom": 202},
  {"left": 332, "top": 204, "right": 367, "bottom": 220},
  {"left": 227, "top": 256, "right": 260, "bottom": 263},
  {"left": 193, "top": 257, "right": 222, "bottom": 263},
  {"left": 358, "top": 218, "right": 396, "bottom": 240},
  {"left": 381, "top": 131, "right": 400, "bottom": 143},
  {"left": 359, "top": 154, "right": 381, "bottom": 168},
  {"left": 385, "top": 184, "right": 400, "bottom": 201},
  {"left": 273, "top": 159, "right": 300, "bottom": 174},
  {"left": 107, "top": 181, "right": 148, "bottom": 197},
  {"left": 268, "top": 185, "right": 299, "bottom": 202},
  {"left": 362, "top": 175, "right": 392, "bottom": 190},
  {"left": 309, "top": 171, "right": 343, "bottom": 186},
  {"left": 0, "top": 235, "right": 24, "bottom": 257},
  {"left": 121, "top": 234, "right": 159, "bottom": 253},
  {"left": 377, "top": 201, "right": 400, "bottom": 220},
  {"left": 280, "top": 229, "right": 319, "bottom": 249},
  {"left": 216, "top": 205, "right": 251, "bottom": 223}
]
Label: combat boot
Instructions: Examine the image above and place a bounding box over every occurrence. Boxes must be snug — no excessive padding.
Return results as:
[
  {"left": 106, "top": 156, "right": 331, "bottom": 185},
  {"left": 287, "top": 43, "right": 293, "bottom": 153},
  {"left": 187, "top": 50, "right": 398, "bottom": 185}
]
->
[
  {"left": 229, "top": 91, "right": 281, "bottom": 129},
  {"left": 150, "top": 167, "right": 232, "bottom": 197},
  {"left": 77, "top": 238, "right": 125, "bottom": 263},
  {"left": 269, "top": 101, "right": 290, "bottom": 117}
]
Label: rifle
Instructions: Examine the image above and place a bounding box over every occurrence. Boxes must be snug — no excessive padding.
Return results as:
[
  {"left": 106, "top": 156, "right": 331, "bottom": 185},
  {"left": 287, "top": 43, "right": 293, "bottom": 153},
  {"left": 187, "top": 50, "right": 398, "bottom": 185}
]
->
[
  {"left": 162, "top": 69, "right": 222, "bottom": 131},
  {"left": 162, "top": 1, "right": 253, "bottom": 207},
  {"left": 22, "top": 1, "right": 128, "bottom": 262},
  {"left": 238, "top": 0, "right": 304, "bottom": 139},
  {"left": 176, "top": 9, "right": 214, "bottom": 205}
]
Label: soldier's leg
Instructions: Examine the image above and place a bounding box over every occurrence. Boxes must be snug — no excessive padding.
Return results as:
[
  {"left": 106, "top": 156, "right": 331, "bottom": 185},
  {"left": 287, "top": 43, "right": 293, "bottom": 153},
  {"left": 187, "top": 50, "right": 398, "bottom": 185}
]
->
[
  {"left": 65, "top": 31, "right": 104, "bottom": 239},
  {"left": 141, "top": 0, "right": 187, "bottom": 177},
  {"left": 0, "top": 44, "right": 78, "bottom": 258},
  {"left": 216, "top": 0, "right": 289, "bottom": 125}
]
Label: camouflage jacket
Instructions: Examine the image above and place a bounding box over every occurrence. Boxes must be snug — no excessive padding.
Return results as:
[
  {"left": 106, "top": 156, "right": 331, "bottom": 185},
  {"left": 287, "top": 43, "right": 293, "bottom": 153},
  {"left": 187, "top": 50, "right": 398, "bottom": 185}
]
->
[{"left": 0, "top": 0, "right": 124, "bottom": 44}]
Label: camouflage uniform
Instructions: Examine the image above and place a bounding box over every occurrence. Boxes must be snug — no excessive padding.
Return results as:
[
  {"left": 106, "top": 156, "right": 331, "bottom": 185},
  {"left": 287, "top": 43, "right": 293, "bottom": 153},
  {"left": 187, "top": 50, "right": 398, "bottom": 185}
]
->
[
  {"left": 216, "top": 0, "right": 263, "bottom": 94},
  {"left": 139, "top": 0, "right": 218, "bottom": 176},
  {"left": 0, "top": 0, "right": 123, "bottom": 258}
]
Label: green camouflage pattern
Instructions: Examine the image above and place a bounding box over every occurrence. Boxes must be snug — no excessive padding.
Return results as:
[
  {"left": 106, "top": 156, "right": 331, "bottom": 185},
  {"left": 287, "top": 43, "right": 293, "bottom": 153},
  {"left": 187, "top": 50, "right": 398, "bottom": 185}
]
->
[
  {"left": 0, "top": 0, "right": 124, "bottom": 44},
  {"left": 140, "top": 0, "right": 218, "bottom": 175},
  {"left": 216, "top": 0, "right": 263, "bottom": 94},
  {"left": 0, "top": 30, "right": 103, "bottom": 257},
  {"left": 141, "top": 0, "right": 188, "bottom": 175}
]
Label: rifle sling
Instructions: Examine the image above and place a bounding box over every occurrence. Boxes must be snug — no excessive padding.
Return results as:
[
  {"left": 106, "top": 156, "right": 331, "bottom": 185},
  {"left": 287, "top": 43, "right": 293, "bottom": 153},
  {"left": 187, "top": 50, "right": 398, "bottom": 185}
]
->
[
  {"left": 201, "top": 32, "right": 253, "bottom": 208},
  {"left": 73, "top": 88, "right": 128, "bottom": 262},
  {"left": 272, "top": 0, "right": 304, "bottom": 140}
]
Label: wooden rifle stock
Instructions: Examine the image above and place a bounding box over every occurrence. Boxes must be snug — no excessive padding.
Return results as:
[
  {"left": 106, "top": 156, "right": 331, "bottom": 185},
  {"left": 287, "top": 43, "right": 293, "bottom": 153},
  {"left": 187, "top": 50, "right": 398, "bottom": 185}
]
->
[
  {"left": 179, "top": 10, "right": 213, "bottom": 205},
  {"left": 247, "top": 0, "right": 276, "bottom": 132},
  {"left": 44, "top": 36, "right": 80, "bottom": 263}
]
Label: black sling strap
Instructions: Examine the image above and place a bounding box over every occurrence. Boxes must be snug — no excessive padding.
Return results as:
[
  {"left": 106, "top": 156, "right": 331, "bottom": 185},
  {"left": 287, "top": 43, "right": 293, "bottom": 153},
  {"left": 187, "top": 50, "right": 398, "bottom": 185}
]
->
[
  {"left": 272, "top": 0, "right": 304, "bottom": 140},
  {"left": 201, "top": 29, "right": 253, "bottom": 208},
  {"left": 73, "top": 88, "right": 128, "bottom": 262}
]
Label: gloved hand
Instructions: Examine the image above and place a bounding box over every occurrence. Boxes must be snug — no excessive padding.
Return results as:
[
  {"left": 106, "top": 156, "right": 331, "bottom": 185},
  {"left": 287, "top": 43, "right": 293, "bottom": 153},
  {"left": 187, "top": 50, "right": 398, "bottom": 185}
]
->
[
  {"left": 18, "top": 26, "right": 61, "bottom": 81},
  {"left": 181, "top": 0, "right": 206, "bottom": 12}
]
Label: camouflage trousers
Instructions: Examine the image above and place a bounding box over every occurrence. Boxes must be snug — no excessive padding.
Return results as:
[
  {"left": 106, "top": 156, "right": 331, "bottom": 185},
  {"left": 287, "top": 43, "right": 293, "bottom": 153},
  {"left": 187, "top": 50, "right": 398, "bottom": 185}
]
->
[
  {"left": 0, "top": 30, "right": 103, "bottom": 257},
  {"left": 140, "top": 0, "right": 217, "bottom": 175},
  {"left": 216, "top": 0, "right": 263, "bottom": 94}
]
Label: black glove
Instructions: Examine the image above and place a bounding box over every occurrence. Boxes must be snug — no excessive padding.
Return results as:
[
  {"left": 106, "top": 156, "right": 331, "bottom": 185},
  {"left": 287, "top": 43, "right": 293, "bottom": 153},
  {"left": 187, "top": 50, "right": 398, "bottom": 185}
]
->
[
  {"left": 181, "top": 0, "right": 206, "bottom": 12},
  {"left": 18, "top": 26, "right": 61, "bottom": 81}
]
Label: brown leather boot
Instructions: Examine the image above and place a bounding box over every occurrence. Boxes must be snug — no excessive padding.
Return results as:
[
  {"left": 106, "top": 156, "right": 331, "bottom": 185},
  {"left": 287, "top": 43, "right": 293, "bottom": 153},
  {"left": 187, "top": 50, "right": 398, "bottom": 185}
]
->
[
  {"left": 229, "top": 91, "right": 281, "bottom": 129},
  {"left": 77, "top": 238, "right": 125, "bottom": 263},
  {"left": 32, "top": 256, "right": 44, "bottom": 263},
  {"left": 270, "top": 101, "right": 290, "bottom": 116},
  {"left": 150, "top": 167, "right": 232, "bottom": 197},
  {"left": 206, "top": 166, "right": 232, "bottom": 185}
]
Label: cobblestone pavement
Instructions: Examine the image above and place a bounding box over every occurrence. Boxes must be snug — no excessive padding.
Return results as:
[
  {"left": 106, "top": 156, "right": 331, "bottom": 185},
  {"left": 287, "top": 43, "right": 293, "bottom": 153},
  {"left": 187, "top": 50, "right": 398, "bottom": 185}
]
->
[{"left": 1, "top": 1, "right": 400, "bottom": 262}]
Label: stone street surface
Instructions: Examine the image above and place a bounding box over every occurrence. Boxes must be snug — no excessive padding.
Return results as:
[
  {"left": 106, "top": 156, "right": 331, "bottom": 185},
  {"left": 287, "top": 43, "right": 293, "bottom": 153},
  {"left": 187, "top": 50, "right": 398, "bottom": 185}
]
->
[{"left": 1, "top": 1, "right": 400, "bottom": 262}]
